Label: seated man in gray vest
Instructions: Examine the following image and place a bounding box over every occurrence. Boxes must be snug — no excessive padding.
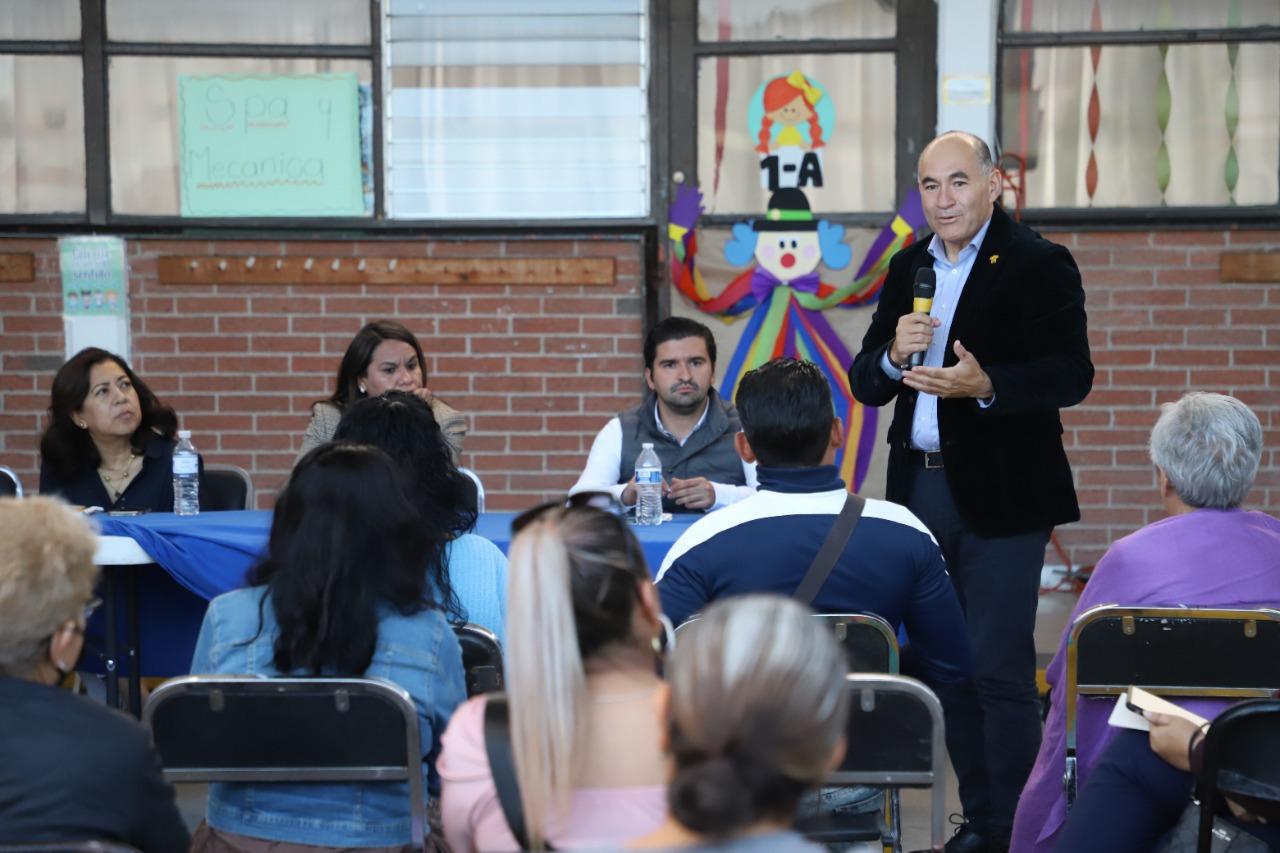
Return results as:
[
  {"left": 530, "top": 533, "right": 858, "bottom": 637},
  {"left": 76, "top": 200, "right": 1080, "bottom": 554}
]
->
[{"left": 571, "top": 316, "right": 756, "bottom": 513}]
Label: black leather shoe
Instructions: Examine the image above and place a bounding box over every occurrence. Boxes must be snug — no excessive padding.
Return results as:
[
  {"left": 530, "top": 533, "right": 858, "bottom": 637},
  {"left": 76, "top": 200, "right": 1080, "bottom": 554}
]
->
[
  {"left": 911, "top": 825, "right": 1006, "bottom": 853},
  {"left": 943, "top": 827, "right": 990, "bottom": 853}
]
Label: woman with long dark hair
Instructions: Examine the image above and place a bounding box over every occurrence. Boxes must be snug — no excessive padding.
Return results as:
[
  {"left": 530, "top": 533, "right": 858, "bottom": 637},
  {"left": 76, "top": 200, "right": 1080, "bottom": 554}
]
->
[
  {"left": 333, "top": 391, "right": 507, "bottom": 644},
  {"left": 189, "top": 443, "right": 466, "bottom": 851},
  {"left": 438, "top": 495, "right": 669, "bottom": 852},
  {"left": 297, "top": 320, "right": 466, "bottom": 464},
  {"left": 39, "top": 347, "right": 201, "bottom": 512}
]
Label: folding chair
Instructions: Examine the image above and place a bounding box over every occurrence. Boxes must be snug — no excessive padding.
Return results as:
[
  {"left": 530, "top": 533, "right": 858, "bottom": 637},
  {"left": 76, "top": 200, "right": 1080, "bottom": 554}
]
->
[
  {"left": 458, "top": 467, "right": 485, "bottom": 514},
  {"left": 816, "top": 612, "right": 900, "bottom": 675},
  {"left": 1195, "top": 698, "right": 1280, "bottom": 852},
  {"left": 0, "top": 465, "right": 22, "bottom": 498},
  {"left": 1063, "top": 605, "right": 1280, "bottom": 806},
  {"left": 202, "top": 464, "right": 253, "bottom": 511},
  {"left": 454, "top": 622, "right": 503, "bottom": 696},
  {"left": 796, "top": 615, "right": 907, "bottom": 850},
  {"left": 798, "top": 674, "right": 947, "bottom": 852},
  {"left": 143, "top": 675, "right": 428, "bottom": 851}
]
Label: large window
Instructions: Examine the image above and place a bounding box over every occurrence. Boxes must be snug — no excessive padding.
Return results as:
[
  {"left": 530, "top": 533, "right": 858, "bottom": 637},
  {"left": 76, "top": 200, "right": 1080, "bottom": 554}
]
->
[
  {"left": 998, "top": 0, "right": 1280, "bottom": 218},
  {"left": 675, "top": 0, "right": 934, "bottom": 227},
  {"left": 384, "top": 0, "right": 649, "bottom": 219},
  {"left": 0, "top": 0, "right": 651, "bottom": 227}
]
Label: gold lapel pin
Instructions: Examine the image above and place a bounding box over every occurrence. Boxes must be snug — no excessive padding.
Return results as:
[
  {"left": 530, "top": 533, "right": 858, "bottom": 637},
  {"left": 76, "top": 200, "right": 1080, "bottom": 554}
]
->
[{"left": 989, "top": 254, "right": 999, "bottom": 265}]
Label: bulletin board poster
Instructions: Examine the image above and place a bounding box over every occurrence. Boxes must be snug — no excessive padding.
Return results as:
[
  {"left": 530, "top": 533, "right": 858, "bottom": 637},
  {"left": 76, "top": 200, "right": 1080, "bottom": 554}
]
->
[
  {"left": 178, "top": 73, "right": 363, "bottom": 217},
  {"left": 59, "top": 236, "right": 128, "bottom": 317}
]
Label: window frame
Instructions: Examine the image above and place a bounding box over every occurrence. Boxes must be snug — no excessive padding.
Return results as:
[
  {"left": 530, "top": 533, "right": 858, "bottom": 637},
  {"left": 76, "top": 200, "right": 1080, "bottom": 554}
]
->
[
  {"left": 0, "top": 0, "right": 659, "bottom": 234},
  {"left": 996, "top": 13, "right": 1280, "bottom": 226},
  {"left": 668, "top": 0, "right": 937, "bottom": 231}
]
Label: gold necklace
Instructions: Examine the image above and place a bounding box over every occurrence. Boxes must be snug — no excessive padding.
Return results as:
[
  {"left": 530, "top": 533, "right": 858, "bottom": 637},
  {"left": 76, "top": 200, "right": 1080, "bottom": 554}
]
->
[{"left": 99, "top": 454, "right": 140, "bottom": 501}]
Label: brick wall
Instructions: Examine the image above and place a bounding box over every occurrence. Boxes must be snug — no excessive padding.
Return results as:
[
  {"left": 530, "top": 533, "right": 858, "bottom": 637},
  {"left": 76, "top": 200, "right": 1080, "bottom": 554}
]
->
[
  {"left": 0, "top": 236, "right": 645, "bottom": 510},
  {"left": 1, "top": 227, "right": 1277, "bottom": 570},
  {"left": 1044, "top": 228, "right": 1280, "bottom": 569}
]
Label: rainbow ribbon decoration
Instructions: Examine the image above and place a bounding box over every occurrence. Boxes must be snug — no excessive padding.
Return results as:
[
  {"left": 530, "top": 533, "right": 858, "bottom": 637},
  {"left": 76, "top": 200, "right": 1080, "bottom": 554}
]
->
[{"left": 668, "top": 186, "right": 927, "bottom": 490}]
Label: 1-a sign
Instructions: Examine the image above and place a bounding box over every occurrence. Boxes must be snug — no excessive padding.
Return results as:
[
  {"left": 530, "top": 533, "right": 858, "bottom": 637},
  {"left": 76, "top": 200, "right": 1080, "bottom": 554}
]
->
[{"left": 178, "top": 73, "right": 363, "bottom": 217}]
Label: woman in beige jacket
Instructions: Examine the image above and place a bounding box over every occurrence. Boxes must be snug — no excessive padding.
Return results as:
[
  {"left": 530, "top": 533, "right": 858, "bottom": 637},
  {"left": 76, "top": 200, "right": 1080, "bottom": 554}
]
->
[{"left": 298, "top": 320, "right": 466, "bottom": 464}]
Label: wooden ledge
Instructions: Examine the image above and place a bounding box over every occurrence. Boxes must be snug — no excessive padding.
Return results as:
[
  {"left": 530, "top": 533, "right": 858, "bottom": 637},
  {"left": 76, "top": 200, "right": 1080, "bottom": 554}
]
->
[
  {"left": 0, "top": 253, "right": 35, "bottom": 282},
  {"left": 1220, "top": 251, "right": 1280, "bottom": 283},
  {"left": 158, "top": 256, "right": 614, "bottom": 287}
]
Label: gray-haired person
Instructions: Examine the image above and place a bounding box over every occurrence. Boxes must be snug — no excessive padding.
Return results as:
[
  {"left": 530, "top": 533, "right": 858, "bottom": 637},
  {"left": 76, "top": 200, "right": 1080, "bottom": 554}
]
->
[{"left": 1011, "top": 392, "right": 1280, "bottom": 853}]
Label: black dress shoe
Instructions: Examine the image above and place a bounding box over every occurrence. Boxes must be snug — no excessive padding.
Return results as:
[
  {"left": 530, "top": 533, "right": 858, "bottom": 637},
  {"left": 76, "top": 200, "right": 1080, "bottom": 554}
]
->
[{"left": 943, "top": 827, "right": 991, "bottom": 853}]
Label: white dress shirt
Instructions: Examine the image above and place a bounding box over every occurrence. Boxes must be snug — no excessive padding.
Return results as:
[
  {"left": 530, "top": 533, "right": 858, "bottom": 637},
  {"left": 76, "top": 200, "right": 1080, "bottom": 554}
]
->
[
  {"left": 570, "top": 400, "right": 757, "bottom": 511},
  {"left": 879, "top": 215, "right": 995, "bottom": 452}
]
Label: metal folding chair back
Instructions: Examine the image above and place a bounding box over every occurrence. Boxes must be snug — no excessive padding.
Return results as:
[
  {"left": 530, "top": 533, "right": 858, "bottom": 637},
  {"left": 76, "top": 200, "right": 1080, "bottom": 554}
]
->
[
  {"left": 143, "top": 675, "right": 427, "bottom": 851},
  {"left": 458, "top": 467, "right": 485, "bottom": 514},
  {"left": 815, "top": 612, "right": 900, "bottom": 674},
  {"left": 0, "top": 465, "right": 22, "bottom": 498},
  {"left": 830, "top": 674, "right": 947, "bottom": 851},
  {"left": 1063, "top": 605, "right": 1280, "bottom": 805},
  {"left": 453, "top": 623, "right": 503, "bottom": 696},
  {"left": 1196, "top": 698, "right": 1280, "bottom": 852},
  {"left": 202, "top": 464, "right": 253, "bottom": 511}
]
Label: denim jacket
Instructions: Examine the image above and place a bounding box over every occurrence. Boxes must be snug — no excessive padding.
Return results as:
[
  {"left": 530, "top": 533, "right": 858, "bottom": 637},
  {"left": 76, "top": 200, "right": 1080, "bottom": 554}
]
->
[{"left": 190, "top": 585, "right": 466, "bottom": 847}]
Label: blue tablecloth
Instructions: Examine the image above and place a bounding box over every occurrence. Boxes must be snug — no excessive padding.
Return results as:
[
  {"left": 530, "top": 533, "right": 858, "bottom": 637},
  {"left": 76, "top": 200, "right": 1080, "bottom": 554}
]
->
[
  {"left": 98, "top": 510, "right": 697, "bottom": 601},
  {"left": 92, "top": 510, "right": 698, "bottom": 676}
]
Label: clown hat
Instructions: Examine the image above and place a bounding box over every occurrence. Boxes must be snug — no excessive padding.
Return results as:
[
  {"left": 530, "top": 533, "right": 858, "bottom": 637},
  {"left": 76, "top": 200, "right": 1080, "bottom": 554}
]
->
[{"left": 753, "top": 188, "right": 819, "bottom": 232}]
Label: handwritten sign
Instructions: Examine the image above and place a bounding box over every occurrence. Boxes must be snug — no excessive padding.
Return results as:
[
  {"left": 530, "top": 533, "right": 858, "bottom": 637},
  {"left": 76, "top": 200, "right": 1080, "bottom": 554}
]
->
[{"left": 178, "top": 73, "right": 363, "bottom": 217}]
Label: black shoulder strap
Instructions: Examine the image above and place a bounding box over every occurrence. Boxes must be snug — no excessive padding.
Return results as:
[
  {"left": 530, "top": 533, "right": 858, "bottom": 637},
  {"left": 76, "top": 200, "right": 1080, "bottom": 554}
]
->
[
  {"left": 483, "top": 694, "right": 555, "bottom": 851},
  {"left": 793, "top": 494, "right": 866, "bottom": 606}
]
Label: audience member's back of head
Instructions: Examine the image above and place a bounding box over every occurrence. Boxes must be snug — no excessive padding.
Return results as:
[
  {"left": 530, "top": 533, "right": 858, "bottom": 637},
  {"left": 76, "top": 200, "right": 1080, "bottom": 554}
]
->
[
  {"left": 665, "top": 595, "right": 849, "bottom": 839},
  {"left": 249, "top": 442, "right": 433, "bottom": 676},
  {"left": 334, "top": 390, "right": 475, "bottom": 618},
  {"left": 505, "top": 499, "right": 654, "bottom": 846},
  {"left": 736, "top": 358, "right": 834, "bottom": 468},
  {"left": 0, "top": 496, "right": 99, "bottom": 678},
  {"left": 1149, "top": 391, "right": 1262, "bottom": 509}
]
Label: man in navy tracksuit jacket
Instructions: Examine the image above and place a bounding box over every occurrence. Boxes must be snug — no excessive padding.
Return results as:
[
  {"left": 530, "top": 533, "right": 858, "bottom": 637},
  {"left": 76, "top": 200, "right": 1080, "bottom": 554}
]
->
[{"left": 656, "top": 358, "right": 972, "bottom": 690}]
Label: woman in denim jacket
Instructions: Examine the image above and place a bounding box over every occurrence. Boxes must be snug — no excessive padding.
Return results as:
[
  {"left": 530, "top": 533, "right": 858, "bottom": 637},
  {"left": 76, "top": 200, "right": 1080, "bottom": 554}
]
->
[{"left": 190, "top": 443, "right": 466, "bottom": 851}]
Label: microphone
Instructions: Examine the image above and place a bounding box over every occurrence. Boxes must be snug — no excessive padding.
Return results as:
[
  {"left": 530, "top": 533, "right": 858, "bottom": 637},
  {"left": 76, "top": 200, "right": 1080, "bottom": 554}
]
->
[{"left": 908, "top": 268, "right": 937, "bottom": 368}]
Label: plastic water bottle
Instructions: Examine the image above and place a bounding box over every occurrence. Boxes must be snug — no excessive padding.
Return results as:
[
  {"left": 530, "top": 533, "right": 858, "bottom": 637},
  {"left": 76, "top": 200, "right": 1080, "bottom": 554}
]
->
[
  {"left": 172, "top": 430, "right": 200, "bottom": 516},
  {"left": 634, "top": 442, "right": 663, "bottom": 526}
]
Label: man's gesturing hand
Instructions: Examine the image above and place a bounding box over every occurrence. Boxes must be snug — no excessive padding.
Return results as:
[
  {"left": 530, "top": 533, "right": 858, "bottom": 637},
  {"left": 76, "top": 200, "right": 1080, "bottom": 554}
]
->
[{"left": 901, "top": 340, "right": 994, "bottom": 400}]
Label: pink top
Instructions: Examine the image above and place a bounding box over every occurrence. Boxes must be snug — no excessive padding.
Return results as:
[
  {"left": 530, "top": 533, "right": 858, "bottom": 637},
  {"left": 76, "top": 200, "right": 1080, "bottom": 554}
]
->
[{"left": 439, "top": 694, "right": 668, "bottom": 852}]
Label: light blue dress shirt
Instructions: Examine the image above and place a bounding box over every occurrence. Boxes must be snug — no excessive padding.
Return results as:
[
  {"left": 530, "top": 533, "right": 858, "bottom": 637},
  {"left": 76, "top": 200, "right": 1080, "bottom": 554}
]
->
[{"left": 879, "top": 215, "right": 994, "bottom": 452}]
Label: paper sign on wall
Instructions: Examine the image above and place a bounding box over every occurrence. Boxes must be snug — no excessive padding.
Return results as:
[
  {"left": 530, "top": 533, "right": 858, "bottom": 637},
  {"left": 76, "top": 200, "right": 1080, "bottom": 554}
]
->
[
  {"left": 60, "top": 236, "right": 127, "bottom": 317},
  {"left": 59, "top": 236, "right": 131, "bottom": 361},
  {"left": 178, "top": 73, "right": 363, "bottom": 217}
]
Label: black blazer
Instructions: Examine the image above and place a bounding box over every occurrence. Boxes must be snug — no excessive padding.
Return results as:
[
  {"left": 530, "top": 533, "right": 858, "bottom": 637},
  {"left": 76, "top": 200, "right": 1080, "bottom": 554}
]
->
[
  {"left": 849, "top": 206, "right": 1093, "bottom": 537},
  {"left": 0, "top": 677, "right": 190, "bottom": 850}
]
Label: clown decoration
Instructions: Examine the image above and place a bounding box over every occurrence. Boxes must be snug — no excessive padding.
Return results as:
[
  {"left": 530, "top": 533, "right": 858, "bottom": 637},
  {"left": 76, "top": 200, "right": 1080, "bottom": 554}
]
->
[{"left": 671, "top": 187, "right": 921, "bottom": 491}]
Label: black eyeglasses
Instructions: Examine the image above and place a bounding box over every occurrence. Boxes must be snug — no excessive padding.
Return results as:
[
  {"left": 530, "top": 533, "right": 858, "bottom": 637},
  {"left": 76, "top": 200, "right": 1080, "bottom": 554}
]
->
[{"left": 511, "top": 491, "right": 647, "bottom": 582}]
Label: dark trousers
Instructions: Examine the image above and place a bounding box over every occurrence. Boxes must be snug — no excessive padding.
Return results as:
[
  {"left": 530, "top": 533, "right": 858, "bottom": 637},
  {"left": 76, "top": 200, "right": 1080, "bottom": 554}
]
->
[
  {"left": 905, "top": 464, "right": 1048, "bottom": 842},
  {"left": 1055, "top": 731, "right": 1280, "bottom": 852}
]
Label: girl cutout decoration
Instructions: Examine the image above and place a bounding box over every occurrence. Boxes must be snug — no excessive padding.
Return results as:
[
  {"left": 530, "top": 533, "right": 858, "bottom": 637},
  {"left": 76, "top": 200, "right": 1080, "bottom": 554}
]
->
[{"left": 750, "top": 71, "right": 833, "bottom": 191}]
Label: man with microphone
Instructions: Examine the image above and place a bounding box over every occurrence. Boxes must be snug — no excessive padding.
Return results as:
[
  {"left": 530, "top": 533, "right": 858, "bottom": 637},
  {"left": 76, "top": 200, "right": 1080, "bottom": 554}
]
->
[{"left": 850, "top": 131, "right": 1093, "bottom": 853}]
